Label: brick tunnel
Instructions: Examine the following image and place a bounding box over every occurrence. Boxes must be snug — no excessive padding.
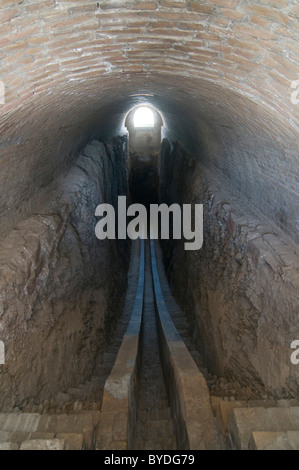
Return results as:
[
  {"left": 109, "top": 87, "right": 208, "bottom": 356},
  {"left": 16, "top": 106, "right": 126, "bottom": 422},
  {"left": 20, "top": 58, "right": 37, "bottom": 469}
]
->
[{"left": 0, "top": 0, "right": 298, "bottom": 451}]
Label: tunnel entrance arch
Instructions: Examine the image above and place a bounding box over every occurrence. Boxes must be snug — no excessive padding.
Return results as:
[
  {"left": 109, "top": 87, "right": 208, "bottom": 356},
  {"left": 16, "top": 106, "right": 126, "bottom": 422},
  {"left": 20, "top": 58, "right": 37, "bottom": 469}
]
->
[
  {"left": 133, "top": 106, "right": 155, "bottom": 128},
  {"left": 125, "top": 105, "right": 163, "bottom": 156},
  {"left": 125, "top": 106, "right": 163, "bottom": 207}
]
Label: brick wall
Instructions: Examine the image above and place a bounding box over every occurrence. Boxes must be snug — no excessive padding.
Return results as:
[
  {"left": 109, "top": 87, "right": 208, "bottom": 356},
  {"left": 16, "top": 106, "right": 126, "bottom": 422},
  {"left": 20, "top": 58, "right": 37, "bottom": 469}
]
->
[{"left": 0, "top": 0, "right": 298, "bottom": 240}]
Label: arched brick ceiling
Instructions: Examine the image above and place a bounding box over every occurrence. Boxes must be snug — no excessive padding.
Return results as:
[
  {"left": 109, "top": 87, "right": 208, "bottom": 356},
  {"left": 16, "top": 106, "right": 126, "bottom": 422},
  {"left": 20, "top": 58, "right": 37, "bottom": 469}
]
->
[{"left": 0, "top": 1, "right": 298, "bottom": 239}]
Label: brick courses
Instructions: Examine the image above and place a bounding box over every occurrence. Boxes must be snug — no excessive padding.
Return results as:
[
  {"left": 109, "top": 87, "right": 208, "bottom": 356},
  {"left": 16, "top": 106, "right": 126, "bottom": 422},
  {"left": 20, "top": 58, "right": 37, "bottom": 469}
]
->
[{"left": 0, "top": 0, "right": 298, "bottom": 240}]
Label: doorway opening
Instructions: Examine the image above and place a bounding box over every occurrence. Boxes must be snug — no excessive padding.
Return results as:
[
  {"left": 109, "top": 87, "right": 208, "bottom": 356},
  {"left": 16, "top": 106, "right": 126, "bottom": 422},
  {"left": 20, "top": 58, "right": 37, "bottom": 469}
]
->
[
  {"left": 133, "top": 106, "right": 155, "bottom": 128},
  {"left": 125, "top": 106, "right": 163, "bottom": 208}
]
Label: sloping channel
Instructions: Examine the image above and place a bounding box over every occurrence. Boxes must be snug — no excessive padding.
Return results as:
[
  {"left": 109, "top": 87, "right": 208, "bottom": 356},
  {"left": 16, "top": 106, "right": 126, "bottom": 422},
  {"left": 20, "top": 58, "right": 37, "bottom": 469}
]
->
[
  {"left": 96, "top": 238, "right": 221, "bottom": 450},
  {"left": 132, "top": 241, "right": 177, "bottom": 450}
]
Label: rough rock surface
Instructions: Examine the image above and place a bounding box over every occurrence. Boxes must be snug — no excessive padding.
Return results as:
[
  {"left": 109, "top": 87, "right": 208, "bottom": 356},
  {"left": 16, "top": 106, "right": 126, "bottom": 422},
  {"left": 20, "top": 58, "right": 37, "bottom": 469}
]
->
[
  {"left": 159, "top": 139, "right": 299, "bottom": 399},
  {"left": 0, "top": 137, "right": 129, "bottom": 410}
]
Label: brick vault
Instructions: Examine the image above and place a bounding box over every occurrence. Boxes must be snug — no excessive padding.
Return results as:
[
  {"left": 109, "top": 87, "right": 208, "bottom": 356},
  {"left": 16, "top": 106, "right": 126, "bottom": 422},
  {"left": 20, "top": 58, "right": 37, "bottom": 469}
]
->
[{"left": 0, "top": 0, "right": 298, "bottom": 451}]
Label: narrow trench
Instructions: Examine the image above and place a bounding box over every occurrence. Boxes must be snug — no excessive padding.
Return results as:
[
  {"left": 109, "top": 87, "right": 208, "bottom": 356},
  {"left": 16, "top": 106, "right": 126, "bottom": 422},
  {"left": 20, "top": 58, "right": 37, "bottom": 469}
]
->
[
  {"left": 133, "top": 241, "right": 177, "bottom": 450},
  {"left": 127, "top": 114, "right": 178, "bottom": 449}
]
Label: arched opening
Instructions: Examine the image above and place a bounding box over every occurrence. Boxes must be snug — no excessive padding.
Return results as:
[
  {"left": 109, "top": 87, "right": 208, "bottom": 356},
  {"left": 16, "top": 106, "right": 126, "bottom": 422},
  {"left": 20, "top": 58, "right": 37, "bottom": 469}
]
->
[
  {"left": 125, "top": 106, "right": 163, "bottom": 207},
  {"left": 133, "top": 106, "right": 155, "bottom": 128}
]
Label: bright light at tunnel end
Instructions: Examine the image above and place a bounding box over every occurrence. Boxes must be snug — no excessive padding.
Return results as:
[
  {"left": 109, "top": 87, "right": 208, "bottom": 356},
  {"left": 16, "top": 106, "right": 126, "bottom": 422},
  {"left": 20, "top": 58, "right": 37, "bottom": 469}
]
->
[
  {"left": 133, "top": 106, "right": 155, "bottom": 128},
  {"left": 95, "top": 196, "right": 203, "bottom": 251}
]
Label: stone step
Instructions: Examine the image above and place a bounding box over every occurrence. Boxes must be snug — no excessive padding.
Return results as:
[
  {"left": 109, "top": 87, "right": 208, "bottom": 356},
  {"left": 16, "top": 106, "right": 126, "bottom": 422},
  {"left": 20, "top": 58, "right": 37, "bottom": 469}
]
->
[
  {"left": 2, "top": 431, "right": 84, "bottom": 450},
  {"left": 55, "top": 433, "right": 84, "bottom": 450},
  {"left": 249, "top": 431, "right": 299, "bottom": 450},
  {"left": 0, "top": 413, "right": 41, "bottom": 433},
  {"left": 20, "top": 439, "right": 65, "bottom": 450},
  {"left": 228, "top": 407, "right": 299, "bottom": 450},
  {"left": 0, "top": 430, "right": 28, "bottom": 443},
  {"left": 212, "top": 397, "right": 299, "bottom": 439},
  {"left": 0, "top": 411, "right": 100, "bottom": 450},
  {"left": 277, "top": 399, "right": 299, "bottom": 408},
  {"left": 211, "top": 398, "right": 248, "bottom": 437},
  {"left": 0, "top": 442, "right": 19, "bottom": 450}
]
